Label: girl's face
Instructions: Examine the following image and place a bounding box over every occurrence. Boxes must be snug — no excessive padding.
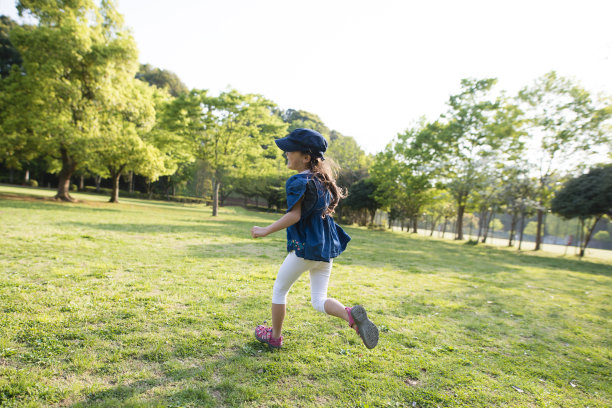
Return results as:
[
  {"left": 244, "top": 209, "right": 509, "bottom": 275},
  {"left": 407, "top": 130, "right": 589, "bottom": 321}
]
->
[{"left": 285, "top": 151, "right": 310, "bottom": 171}]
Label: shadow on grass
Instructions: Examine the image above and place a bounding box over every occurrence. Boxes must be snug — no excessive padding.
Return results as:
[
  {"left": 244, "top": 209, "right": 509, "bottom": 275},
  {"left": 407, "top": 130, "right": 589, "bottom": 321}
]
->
[
  {"left": 59, "top": 216, "right": 612, "bottom": 279},
  {"left": 0, "top": 195, "right": 122, "bottom": 213},
  {"left": 68, "top": 341, "right": 277, "bottom": 408}
]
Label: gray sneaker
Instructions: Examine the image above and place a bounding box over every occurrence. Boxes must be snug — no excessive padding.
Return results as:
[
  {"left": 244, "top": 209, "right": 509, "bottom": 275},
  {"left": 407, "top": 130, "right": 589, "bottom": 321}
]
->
[{"left": 346, "top": 305, "right": 379, "bottom": 349}]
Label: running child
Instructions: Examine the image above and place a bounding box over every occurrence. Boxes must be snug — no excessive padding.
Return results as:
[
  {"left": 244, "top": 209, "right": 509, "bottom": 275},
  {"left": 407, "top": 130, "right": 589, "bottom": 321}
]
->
[{"left": 250, "top": 128, "right": 379, "bottom": 349}]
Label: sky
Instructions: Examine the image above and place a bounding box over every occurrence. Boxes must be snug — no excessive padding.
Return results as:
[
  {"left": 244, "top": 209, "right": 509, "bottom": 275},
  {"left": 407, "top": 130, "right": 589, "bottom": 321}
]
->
[{"left": 1, "top": 0, "right": 611, "bottom": 154}]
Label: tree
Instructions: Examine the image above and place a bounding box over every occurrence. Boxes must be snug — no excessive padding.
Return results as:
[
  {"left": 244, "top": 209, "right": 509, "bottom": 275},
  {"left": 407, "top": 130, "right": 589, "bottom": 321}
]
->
[
  {"left": 167, "top": 89, "right": 287, "bottom": 215},
  {"left": 282, "top": 109, "right": 330, "bottom": 137},
  {"left": 440, "top": 78, "right": 501, "bottom": 240},
  {"left": 551, "top": 165, "right": 612, "bottom": 257},
  {"left": 519, "top": 71, "right": 612, "bottom": 250},
  {"left": 371, "top": 120, "right": 446, "bottom": 232},
  {"left": 136, "top": 63, "right": 188, "bottom": 97},
  {"left": 4, "top": 0, "right": 149, "bottom": 201},
  {"left": 344, "top": 178, "right": 380, "bottom": 225},
  {"left": 424, "top": 189, "right": 455, "bottom": 237},
  {"left": 0, "top": 15, "right": 38, "bottom": 180},
  {"left": 88, "top": 83, "right": 169, "bottom": 203},
  {"left": 0, "top": 15, "right": 23, "bottom": 78}
]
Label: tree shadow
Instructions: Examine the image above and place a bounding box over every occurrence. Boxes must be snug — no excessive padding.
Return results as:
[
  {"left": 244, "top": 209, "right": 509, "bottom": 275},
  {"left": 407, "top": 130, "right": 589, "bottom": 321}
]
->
[{"left": 67, "top": 340, "right": 279, "bottom": 407}]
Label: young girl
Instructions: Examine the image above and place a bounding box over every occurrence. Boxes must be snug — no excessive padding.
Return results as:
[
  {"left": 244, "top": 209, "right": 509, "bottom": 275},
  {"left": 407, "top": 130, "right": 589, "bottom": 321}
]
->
[{"left": 250, "top": 128, "right": 379, "bottom": 350}]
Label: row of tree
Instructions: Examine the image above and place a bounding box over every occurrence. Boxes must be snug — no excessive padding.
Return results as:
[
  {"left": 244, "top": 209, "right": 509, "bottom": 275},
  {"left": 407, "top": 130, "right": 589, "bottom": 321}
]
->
[
  {"left": 0, "top": 2, "right": 370, "bottom": 218},
  {"left": 365, "top": 76, "right": 610, "bottom": 256},
  {"left": 1, "top": 2, "right": 610, "bottom": 256}
]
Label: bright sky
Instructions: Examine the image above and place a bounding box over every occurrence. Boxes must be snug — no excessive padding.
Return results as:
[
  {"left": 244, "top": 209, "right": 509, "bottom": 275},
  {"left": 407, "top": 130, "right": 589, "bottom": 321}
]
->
[{"left": 2, "top": 0, "right": 611, "bottom": 154}]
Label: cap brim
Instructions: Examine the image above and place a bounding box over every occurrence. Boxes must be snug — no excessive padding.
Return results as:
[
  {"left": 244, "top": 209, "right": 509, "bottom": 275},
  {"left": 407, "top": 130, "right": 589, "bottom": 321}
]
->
[{"left": 274, "top": 137, "right": 300, "bottom": 152}]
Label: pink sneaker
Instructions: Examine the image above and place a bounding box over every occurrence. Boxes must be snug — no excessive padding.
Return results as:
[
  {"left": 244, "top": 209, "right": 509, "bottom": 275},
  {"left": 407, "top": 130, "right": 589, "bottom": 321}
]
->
[
  {"left": 346, "top": 305, "right": 379, "bottom": 349},
  {"left": 255, "top": 325, "right": 283, "bottom": 349}
]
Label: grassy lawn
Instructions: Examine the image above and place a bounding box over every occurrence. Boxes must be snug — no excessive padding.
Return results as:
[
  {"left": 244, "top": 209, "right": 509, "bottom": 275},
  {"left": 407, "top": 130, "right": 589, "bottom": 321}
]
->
[{"left": 0, "top": 185, "right": 610, "bottom": 407}]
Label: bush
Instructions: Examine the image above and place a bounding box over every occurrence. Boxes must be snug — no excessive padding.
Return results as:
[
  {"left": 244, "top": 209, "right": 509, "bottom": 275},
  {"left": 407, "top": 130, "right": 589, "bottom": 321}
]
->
[
  {"left": 593, "top": 230, "right": 611, "bottom": 242},
  {"left": 70, "top": 184, "right": 78, "bottom": 191},
  {"left": 26, "top": 179, "right": 38, "bottom": 187}
]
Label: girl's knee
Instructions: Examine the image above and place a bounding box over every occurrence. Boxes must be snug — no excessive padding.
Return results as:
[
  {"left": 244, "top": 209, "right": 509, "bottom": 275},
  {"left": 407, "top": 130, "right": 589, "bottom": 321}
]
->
[{"left": 311, "top": 297, "right": 327, "bottom": 313}]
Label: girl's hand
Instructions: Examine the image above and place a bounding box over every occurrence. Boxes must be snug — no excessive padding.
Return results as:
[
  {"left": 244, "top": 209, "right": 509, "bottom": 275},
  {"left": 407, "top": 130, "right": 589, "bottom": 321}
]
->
[{"left": 251, "top": 226, "right": 269, "bottom": 238}]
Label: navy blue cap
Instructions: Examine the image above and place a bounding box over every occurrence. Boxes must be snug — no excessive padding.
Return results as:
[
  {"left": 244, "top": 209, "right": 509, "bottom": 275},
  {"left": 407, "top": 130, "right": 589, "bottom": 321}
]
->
[{"left": 274, "top": 128, "right": 328, "bottom": 159}]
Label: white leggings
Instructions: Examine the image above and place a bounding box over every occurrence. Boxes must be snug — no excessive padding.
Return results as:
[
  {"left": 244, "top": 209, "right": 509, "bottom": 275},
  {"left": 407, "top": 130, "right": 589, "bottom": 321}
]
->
[{"left": 272, "top": 251, "right": 333, "bottom": 313}]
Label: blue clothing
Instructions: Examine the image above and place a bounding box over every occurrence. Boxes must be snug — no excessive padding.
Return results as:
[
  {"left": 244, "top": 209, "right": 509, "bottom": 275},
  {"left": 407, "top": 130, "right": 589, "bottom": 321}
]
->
[{"left": 285, "top": 172, "right": 351, "bottom": 262}]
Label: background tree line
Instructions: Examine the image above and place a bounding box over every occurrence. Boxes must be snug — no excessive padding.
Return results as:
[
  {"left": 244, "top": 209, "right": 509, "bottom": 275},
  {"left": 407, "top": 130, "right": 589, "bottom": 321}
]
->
[{"left": 1, "top": 1, "right": 610, "bottom": 255}]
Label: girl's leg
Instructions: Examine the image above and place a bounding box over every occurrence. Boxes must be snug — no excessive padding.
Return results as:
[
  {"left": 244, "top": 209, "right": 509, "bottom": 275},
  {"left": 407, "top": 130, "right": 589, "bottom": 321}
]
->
[
  {"left": 271, "top": 303, "right": 286, "bottom": 339},
  {"left": 310, "top": 260, "right": 380, "bottom": 349},
  {"left": 324, "top": 299, "right": 351, "bottom": 324},
  {"left": 271, "top": 252, "right": 311, "bottom": 338},
  {"left": 308, "top": 260, "right": 350, "bottom": 324}
]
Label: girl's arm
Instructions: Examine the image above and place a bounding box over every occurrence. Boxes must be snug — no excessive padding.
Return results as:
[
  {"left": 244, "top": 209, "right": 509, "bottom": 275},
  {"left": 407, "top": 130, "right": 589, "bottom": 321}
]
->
[{"left": 251, "top": 198, "right": 302, "bottom": 238}]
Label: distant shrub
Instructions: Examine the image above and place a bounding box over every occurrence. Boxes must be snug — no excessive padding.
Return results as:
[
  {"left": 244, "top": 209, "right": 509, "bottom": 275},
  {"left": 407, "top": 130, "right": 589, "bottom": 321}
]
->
[
  {"left": 594, "top": 230, "right": 611, "bottom": 242},
  {"left": 70, "top": 184, "right": 78, "bottom": 191},
  {"left": 27, "top": 179, "right": 38, "bottom": 187}
]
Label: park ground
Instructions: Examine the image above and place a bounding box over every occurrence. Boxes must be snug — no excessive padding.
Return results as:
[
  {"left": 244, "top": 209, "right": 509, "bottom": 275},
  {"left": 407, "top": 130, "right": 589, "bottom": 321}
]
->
[{"left": 0, "top": 185, "right": 610, "bottom": 407}]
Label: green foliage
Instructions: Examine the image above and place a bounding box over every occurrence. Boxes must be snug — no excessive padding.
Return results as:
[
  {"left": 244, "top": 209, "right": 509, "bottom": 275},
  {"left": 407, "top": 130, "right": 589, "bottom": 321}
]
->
[
  {"left": 552, "top": 165, "right": 612, "bottom": 220},
  {"left": 594, "top": 230, "right": 610, "bottom": 242},
  {"left": 524, "top": 221, "right": 538, "bottom": 236},
  {"left": 282, "top": 109, "right": 330, "bottom": 137},
  {"left": 489, "top": 218, "right": 503, "bottom": 231},
  {"left": 2, "top": 0, "right": 155, "bottom": 200},
  {"left": 136, "top": 63, "right": 188, "bottom": 97},
  {"left": 344, "top": 177, "right": 380, "bottom": 225},
  {"left": 372, "top": 121, "right": 447, "bottom": 229},
  {"left": 0, "top": 15, "right": 23, "bottom": 78}
]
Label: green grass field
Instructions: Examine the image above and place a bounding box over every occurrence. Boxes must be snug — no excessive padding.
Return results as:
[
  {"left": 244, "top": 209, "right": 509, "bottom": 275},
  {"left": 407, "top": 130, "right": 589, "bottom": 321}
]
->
[{"left": 1, "top": 186, "right": 611, "bottom": 407}]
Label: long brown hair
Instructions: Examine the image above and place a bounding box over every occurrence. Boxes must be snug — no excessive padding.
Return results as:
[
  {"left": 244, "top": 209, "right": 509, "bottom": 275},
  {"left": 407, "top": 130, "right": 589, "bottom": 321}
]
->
[{"left": 305, "top": 154, "right": 347, "bottom": 218}]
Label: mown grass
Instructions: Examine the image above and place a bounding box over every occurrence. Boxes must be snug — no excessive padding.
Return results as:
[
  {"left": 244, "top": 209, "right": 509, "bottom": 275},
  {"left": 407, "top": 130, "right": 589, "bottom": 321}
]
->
[{"left": 0, "top": 186, "right": 610, "bottom": 407}]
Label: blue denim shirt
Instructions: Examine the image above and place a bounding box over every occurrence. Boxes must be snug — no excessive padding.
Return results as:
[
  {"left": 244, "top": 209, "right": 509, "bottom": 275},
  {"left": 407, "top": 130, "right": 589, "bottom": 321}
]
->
[{"left": 285, "top": 172, "right": 351, "bottom": 262}]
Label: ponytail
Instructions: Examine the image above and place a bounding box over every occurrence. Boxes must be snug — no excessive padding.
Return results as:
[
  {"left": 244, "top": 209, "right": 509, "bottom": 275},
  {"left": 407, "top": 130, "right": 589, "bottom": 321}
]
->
[{"left": 306, "top": 155, "right": 347, "bottom": 218}]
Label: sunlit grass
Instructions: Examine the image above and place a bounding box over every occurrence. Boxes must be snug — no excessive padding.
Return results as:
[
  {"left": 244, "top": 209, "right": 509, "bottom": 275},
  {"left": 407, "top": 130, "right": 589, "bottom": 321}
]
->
[{"left": 1, "top": 185, "right": 610, "bottom": 407}]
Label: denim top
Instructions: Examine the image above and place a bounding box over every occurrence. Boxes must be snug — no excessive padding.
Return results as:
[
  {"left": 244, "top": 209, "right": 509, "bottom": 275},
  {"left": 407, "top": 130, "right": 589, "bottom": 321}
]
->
[{"left": 285, "top": 172, "right": 351, "bottom": 262}]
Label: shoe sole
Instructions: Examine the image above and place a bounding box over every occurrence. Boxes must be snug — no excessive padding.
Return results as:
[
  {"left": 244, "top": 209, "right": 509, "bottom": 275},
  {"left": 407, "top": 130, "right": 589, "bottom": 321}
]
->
[{"left": 350, "top": 305, "right": 379, "bottom": 349}]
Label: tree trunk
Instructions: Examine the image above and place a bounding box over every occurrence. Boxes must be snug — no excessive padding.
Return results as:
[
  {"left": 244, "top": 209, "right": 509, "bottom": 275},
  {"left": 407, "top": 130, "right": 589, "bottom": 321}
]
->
[
  {"left": 456, "top": 205, "right": 465, "bottom": 240},
  {"left": 9, "top": 168, "right": 14, "bottom": 183},
  {"left": 212, "top": 177, "right": 220, "bottom": 216},
  {"left": 109, "top": 168, "right": 123, "bottom": 203},
  {"left": 508, "top": 211, "right": 518, "bottom": 247},
  {"left": 79, "top": 175, "right": 84, "bottom": 190},
  {"left": 534, "top": 206, "right": 544, "bottom": 251},
  {"left": 518, "top": 212, "right": 526, "bottom": 251},
  {"left": 579, "top": 216, "right": 602, "bottom": 257},
  {"left": 442, "top": 217, "right": 448, "bottom": 237},
  {"left": 24, "top": 169, "right": 30, "bottom": 184},
  {"left": 54, "top": 147, "right": 77, "bottom": 202},
  {"left": 431, "top": 216, "right": 441, "bottom": 236},
  {"left": 412, "top": 217, "right": 417, "bottom": 233},
  {"left": 484, "top": 212, "right": 495, "bottom": 243},
  {"left": 482, "top": 211, "right": 494, "bottom": 243},
  {"left": 95, "top": 175, "right": 101, "bottom": 192},
  {"left": 476, "top": 212, "right": 483, "bottom": 241},
  {"left": 128, "top": 171, "right": 134, "bottom": 193}
]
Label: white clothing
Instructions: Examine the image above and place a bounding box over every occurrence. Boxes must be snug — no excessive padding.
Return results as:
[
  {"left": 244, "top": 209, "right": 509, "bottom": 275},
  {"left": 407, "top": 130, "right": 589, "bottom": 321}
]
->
[{"left": 272, "top": 250, "right": 332, "bottom": 313}]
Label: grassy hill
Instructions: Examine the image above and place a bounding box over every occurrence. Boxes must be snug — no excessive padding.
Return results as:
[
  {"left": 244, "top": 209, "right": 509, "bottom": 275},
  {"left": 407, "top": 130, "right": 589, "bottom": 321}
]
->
[{"left": 1, "top": 186, "right": 610, "bottom": 407}]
